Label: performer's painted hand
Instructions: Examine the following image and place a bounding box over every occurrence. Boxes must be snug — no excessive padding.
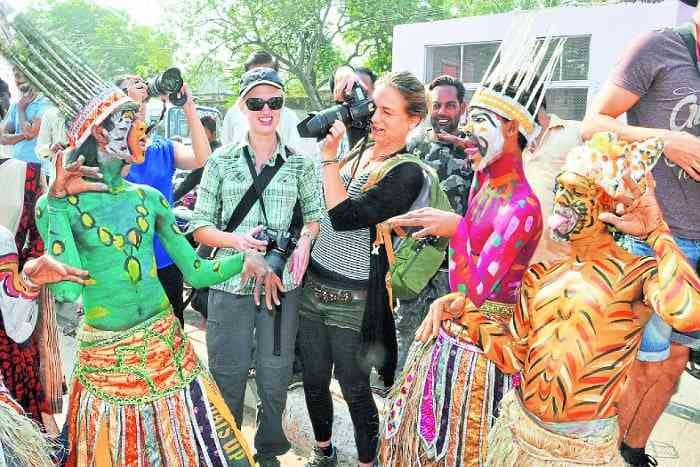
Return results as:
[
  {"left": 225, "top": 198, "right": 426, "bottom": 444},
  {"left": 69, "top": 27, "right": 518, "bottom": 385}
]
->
[
  {"left": 320, "top": 120, "right": 346, "bottom": 161},
  {"left": 241, "top": 251, "right": 270, "bottom": 301},
  {"left": 49, "top": 151, "right": 107, "bottom": 198},
  {"left": 289, "top": 236, "right": 311, "bottom": 287},
  {"left": 416, "top": 292, "right": 466, "bottom": 342},
  {"left": 387, "top": 207, "right": 462, "bottom": 239},
  {"left": 23, "top": 255, "right": 89, "bottom": 287},
  {"left": 599, "top": 172, "right": 664, "bottom": 238}
]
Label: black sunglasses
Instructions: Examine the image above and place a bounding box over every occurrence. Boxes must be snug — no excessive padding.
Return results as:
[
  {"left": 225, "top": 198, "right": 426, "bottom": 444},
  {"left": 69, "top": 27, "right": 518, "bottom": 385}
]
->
[{"left": 245, "top": 96, "right": 284, "bottom": 111}]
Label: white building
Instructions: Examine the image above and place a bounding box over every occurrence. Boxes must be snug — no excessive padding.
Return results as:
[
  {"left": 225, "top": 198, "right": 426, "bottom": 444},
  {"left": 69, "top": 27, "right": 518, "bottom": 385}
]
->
[{"left": 393, "top": 0, "right": 694, "bottom": 119}]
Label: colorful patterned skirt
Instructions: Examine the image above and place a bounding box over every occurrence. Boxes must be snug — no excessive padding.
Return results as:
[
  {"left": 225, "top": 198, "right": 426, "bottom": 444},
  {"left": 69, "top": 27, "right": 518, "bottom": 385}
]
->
[
  {"left": 380, "top": 302, "right": 516, "bottom": 467},
  {"left": 486, "top": 390, "right": 623, "bottom": 466},
  {"left": 63, "top": 310, "right": 254, "bottom": 467}
]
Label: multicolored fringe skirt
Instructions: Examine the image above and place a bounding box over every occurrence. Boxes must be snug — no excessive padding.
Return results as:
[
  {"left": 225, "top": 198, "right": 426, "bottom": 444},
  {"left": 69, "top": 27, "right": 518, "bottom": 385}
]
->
[
  {"left": 380, "top": 303, "right": 516, "bottom": 467},
  {"left": 486, "top": 390, "right": 624, "bottom": 466},
  {"left": 63, "top": 310, "right": 254, "bottom": 466}
]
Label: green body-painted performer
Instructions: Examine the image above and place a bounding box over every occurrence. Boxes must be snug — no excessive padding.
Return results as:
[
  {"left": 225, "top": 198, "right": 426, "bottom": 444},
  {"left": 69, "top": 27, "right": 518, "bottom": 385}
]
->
[
  {"left": 2, "top": 9, "right": 264, "bottom": 466},
  {"left": 35, "top": 153, "right": 242, "bottom": 331}
]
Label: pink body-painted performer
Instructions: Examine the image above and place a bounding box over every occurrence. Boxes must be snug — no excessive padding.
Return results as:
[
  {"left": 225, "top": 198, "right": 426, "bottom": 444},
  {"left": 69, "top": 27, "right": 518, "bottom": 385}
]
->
[{"left": 379, "top": 30, "right": 565, "bottom": 466}]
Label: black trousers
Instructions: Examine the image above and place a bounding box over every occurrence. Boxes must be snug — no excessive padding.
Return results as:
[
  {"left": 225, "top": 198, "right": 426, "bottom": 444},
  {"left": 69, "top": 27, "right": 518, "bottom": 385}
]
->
[
  {"left": 297, "top": 315, "right": 379, "bottom": 463},
  {"left": 157, "top": 263, "right": 184, "bottom": 326}
]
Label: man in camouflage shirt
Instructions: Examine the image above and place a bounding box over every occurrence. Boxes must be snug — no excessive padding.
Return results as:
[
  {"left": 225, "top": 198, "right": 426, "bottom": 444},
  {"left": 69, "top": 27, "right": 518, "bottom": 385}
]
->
[{"left": 391, "top": 75, "right": 473, "bottom": 382}]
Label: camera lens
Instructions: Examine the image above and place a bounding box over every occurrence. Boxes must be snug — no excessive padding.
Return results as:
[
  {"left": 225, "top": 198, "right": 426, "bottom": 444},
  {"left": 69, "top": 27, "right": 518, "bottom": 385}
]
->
[{"left": 159, "top": 68, "right": 184, "bottom": 94}]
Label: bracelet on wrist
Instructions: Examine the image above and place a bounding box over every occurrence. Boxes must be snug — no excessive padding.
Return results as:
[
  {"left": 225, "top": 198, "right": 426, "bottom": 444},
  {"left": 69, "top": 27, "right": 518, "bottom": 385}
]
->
[{"left": 320, "top": 159, "right": 339, "bottom": 168}]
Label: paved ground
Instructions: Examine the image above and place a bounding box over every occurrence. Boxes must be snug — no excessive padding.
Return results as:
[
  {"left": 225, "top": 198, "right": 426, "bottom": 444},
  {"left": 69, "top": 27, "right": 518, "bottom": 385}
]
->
[{"left": 55, "top": 306, "right": 700, "bottom": 466}]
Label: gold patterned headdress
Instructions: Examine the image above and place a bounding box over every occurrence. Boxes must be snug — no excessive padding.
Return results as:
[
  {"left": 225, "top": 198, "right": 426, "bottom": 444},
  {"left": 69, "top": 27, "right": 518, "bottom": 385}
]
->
[{"left": 469, "top": 14, "right": 566, "bottom": 143}]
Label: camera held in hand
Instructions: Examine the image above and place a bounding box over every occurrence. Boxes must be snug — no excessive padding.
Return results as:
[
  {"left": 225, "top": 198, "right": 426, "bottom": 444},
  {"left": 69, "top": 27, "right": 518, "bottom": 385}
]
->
[
  {"left": 254, "top": 228, "right": 298, "bottom": 278},
  {"left": 297, "top": 82, "right": 374, "bottom": 140},
  {"left": 146, "top": 67, "right": 187, "bottom": 106}
]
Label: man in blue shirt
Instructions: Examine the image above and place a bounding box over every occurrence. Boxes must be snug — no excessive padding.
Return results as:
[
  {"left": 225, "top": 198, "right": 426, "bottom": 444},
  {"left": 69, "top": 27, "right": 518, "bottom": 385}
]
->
[
  {"left": 118, "top": 75, "right": 212, "bottom": 326},
  {"left": 0, "top": 67, "right": 50, "bottom": 172}
]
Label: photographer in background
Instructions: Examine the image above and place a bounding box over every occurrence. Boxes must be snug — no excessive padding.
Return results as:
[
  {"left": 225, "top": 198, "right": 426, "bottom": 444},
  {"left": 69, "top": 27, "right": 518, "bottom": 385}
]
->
[
  {"left": 116, "top": 73, "right": 212, "bottom": 327},
  {"left": 222, "top": 51, "right": 318, "bottom": 158},
  {"left": 190, "top": 67, "right": 322, "bottom": 467}
]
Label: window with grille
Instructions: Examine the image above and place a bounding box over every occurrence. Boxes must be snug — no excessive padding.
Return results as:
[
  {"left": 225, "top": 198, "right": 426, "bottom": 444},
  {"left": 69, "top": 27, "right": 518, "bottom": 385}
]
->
[{"left": 425, "top": 35, "right": 591, "bottom": 120}]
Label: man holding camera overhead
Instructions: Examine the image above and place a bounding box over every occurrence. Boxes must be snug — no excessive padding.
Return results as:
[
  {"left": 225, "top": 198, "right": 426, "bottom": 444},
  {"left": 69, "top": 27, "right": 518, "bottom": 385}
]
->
[
  {"left": 116, "top": 72, "right": 212, "bottom": 326},
  {"left": 190, "top": 67, "right": 322, "bottom": 467}
]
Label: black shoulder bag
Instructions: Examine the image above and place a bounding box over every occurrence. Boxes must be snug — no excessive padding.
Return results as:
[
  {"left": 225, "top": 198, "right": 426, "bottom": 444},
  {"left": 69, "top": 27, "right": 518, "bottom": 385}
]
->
[{"left": 186, "top": 152, "right": 287, "bottom": 318}]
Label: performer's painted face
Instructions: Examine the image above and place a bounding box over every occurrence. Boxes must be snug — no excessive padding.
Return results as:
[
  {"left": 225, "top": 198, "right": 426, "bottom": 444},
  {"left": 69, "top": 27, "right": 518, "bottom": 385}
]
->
[
  {"left": 104, "top": 104, "right": 147, "bottom": 164},
  {"left": 464, "top": 107, "right": 506, "bottom": 171},
  {"left": 549, "top": 172, "right": 600, "bottom": 242}
]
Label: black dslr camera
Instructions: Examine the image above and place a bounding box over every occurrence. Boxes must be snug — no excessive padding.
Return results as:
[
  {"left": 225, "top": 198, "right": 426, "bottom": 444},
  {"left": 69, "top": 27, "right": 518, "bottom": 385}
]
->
[
  {"left": 146, "top": 67, "right": 187, "bottom": 106},
  {"left": 254, "top": 228, "right": 298, "bottom": 278},
  {"left": 297, "top": 82, "right": 374, "bottom": 140}
]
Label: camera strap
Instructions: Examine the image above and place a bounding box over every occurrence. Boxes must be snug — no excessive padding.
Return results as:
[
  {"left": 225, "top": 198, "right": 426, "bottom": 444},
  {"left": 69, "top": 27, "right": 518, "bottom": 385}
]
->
[{"left": 243, "top": 145, "right": 293, "bottom": 226}]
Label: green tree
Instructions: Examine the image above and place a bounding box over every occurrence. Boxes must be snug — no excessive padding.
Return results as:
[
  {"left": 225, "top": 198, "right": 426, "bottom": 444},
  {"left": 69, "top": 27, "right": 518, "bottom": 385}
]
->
[
  {"left": 27, "top": 0, "right": 175, "bottom": 80},
  {"left": 174, "top": 0, "right": 591, "bottom": 109}
]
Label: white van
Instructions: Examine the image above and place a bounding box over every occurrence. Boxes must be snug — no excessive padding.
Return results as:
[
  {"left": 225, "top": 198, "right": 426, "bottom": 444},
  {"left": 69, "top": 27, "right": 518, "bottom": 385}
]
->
[{"left": 145, "top": 99, "right": 221, "bottom": 145}]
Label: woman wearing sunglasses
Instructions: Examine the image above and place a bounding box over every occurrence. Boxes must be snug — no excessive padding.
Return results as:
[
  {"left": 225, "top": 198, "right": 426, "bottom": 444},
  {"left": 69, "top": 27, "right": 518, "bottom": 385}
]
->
[
  {"left": 297, "top": 71, "right": 427, "bottom": 467},
  {"left": 190, "top": 67, "right": 323, "bottom": 467}
]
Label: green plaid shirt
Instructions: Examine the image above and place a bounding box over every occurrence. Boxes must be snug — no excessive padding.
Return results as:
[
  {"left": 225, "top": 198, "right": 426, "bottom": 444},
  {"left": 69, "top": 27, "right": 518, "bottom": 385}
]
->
[{"left": 190, "top": 136, "right": 323, "bottom": 295}]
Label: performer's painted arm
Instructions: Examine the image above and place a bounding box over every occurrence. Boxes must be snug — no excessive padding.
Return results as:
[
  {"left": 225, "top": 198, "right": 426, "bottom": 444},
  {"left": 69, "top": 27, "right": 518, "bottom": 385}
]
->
[
  {"left": 643, "top": 222, "right": 700, "bottom": 332},
  {"left": 451, "top": 199, "right": 540, "bottom": 307},
  {"left": 451, "top": 270, "right": 534, "bottom": 374},
  {"left": 150, "top": 188, "right": 245, "bottom": 288},
  {"left": 35, "top": 195, "right": 84, "bottom": 302}
]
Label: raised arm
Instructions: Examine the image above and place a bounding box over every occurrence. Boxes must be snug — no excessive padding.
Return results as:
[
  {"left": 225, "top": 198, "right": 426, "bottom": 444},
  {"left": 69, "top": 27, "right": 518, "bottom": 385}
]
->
[
  {"left": 642, "top": 223, "right": 700, "bottom": 333},
  {"left": 600, "top": 173, "right": 700, "bottom": 332},
  {"left": 452, "top": 200, "right": 541, "bottom": 307},
  {"left": 150, "top": 188, "right": 245, "bottom": 289}
]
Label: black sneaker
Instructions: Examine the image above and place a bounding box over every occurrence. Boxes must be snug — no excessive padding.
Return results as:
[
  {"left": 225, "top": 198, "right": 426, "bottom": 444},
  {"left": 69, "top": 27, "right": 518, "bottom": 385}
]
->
[
  {"left": 620, "top": 444, "right": 658, "bottom": 467},
  {"left": 254, "top": 454, "right": 281, "bottom": 467},
  {"left": 304, "top": 446, "right": 338, "bottom": 467}
]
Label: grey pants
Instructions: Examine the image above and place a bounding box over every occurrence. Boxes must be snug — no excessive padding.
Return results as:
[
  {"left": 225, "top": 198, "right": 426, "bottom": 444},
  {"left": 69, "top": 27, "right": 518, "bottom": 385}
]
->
[
  {"left": 207, "top": 288, "right": 301, "bottom": 457},
  {"left": 394, "top": 270, "right": 450, "bottom": 381}
]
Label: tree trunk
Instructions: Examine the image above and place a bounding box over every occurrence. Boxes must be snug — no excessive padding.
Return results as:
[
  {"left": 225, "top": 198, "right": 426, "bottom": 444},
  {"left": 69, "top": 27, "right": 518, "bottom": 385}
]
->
[{"left": 296, "top": 72, "right": 323, "bottom": 110}]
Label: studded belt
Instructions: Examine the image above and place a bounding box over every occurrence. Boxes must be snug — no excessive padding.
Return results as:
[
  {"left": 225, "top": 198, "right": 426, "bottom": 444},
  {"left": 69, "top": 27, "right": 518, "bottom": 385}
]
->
[{"left": 306, "top": 275, "right": 367, "bottom": 305}]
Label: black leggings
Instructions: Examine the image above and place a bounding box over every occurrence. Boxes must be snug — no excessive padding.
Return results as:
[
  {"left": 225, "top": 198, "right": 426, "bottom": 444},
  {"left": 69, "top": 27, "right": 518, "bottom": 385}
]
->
[
  {"left": 297, "top": 316, "right": 379, "bottom": 463},
  {"left": 157, "top": 263, "right": 184, "bottom": 326}
]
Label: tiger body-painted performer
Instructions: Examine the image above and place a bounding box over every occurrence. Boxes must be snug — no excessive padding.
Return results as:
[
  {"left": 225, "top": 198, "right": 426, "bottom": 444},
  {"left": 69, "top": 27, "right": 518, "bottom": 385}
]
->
[{"left": 440, "top": 133, "right": 700, "bottom": 466}]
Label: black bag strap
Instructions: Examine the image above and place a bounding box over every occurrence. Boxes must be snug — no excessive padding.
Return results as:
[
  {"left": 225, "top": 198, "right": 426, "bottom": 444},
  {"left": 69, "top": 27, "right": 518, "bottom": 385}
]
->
[
  {"left": 201, "top": 147, "right": 288, "bottom": 260},
  {"left": 243, "top": 145, "right": 304, "bottom": 236},
  {"left": 675, "top": 23, "right": 699, "bottom": 73}
]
